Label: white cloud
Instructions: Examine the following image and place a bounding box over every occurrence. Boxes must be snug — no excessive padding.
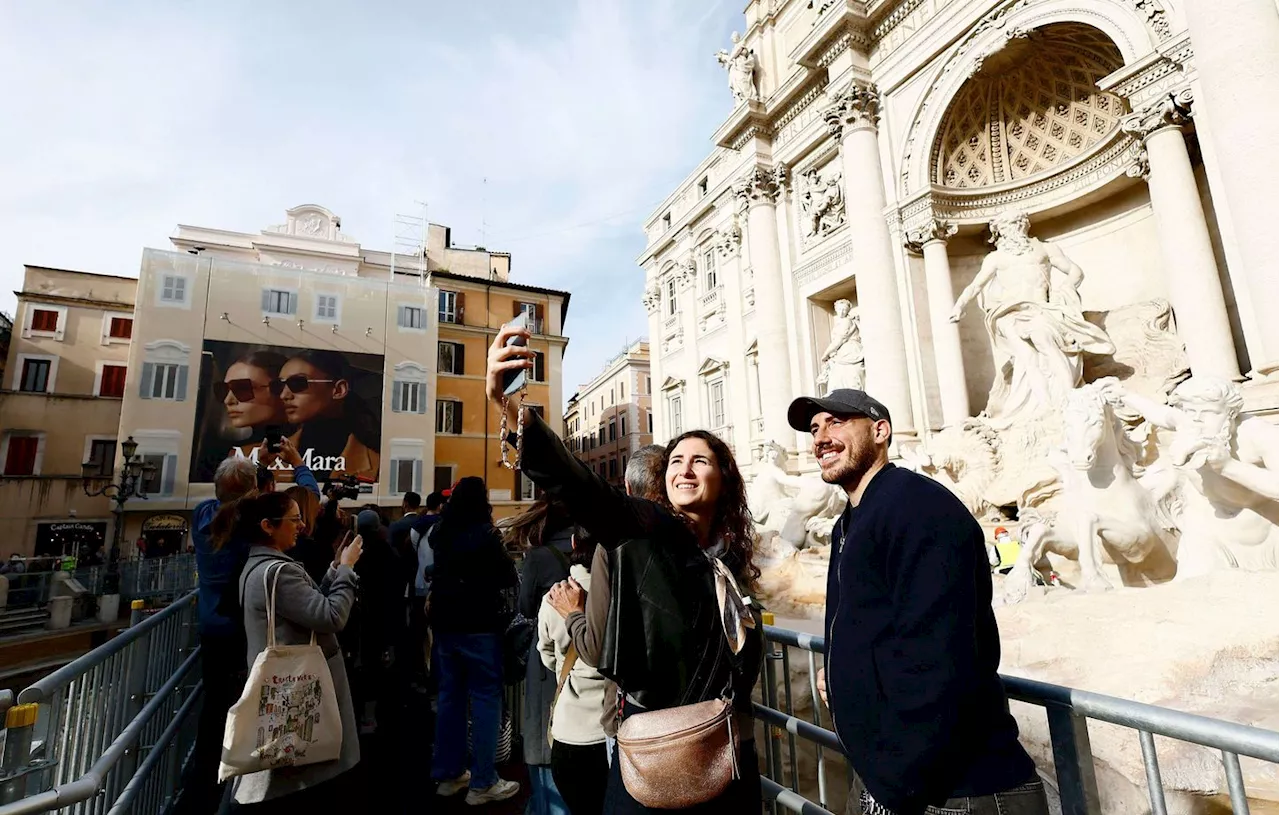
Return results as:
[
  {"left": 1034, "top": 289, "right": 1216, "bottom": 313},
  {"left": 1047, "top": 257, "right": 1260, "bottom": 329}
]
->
[{"left": 0, "top": 0, "right": 736, "bottom": 399}]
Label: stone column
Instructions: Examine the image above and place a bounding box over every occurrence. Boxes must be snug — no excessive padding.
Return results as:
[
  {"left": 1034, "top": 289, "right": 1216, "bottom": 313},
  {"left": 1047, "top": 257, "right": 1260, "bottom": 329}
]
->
[
  {"left": 1121, "top": 90, "right": 1242, "bottom": 381},
  {"left": 825, "top": 81, "right": 916, "bottom": 435},
  {"left": 735, "top": 167, "right": 795, "bottom": 445},
  {"left": 1180, "top": 0, "right": 1278, "bottom": 374},
  {"left": 906, "top": 219, "right": 970, "bottom": 427}
]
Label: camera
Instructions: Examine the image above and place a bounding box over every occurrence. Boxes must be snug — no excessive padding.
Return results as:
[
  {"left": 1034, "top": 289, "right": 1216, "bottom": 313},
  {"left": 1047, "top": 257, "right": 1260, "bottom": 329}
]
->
[
  {"left": 329, "top": 474, "right": 362, "bottom": 501},
  {"left": 264, "top": 424, "right": 283, "bottom": 454}
]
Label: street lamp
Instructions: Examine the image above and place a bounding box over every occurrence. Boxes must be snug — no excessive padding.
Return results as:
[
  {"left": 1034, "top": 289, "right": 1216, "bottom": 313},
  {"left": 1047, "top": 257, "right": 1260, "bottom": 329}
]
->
[{"left": 82, "top": 435, "right": 157, "bottom": 593}]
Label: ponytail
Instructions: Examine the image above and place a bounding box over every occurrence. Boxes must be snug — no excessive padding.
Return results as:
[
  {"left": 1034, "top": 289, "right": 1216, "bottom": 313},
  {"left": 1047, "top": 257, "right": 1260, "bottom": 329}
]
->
[{"left": 211, "top": 491, "right": 295, "bottom": 550}]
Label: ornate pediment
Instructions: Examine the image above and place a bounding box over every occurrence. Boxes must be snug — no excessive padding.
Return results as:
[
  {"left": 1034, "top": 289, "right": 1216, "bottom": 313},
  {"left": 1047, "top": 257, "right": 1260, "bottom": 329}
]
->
[
  {"left": 660, "top": 376, "right": 686, "bottom": 392},
  {"left": 264, "top": 205, "right": 355, "bottom": 243},
  {"left": 697, "top": 357, "right": 730, "bottom": 377}
]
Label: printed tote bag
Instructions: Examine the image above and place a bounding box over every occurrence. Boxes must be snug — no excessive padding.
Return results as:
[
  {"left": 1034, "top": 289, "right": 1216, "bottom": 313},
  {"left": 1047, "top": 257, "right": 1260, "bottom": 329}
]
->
[{"left": 218, "top": 561, "right": 343, "bottom": 780}]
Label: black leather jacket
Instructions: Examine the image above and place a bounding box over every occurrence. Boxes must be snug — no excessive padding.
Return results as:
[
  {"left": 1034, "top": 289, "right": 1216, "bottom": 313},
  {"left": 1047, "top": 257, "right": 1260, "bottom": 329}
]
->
[{"left": 518, "top": 413, "right": 763, "bottom": 714}]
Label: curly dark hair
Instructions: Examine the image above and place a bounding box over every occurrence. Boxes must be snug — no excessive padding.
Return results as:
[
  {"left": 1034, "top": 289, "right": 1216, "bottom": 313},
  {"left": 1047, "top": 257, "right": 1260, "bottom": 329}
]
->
[{"left": 660, "top": 430, "right": 759, "bottom": 587}]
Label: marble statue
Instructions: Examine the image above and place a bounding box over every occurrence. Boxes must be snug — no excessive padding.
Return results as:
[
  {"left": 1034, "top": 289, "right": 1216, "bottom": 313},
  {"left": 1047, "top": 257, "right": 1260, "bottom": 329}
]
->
[
  {"left": 1004, "top": 379, "right": 1178, "bottom": 603},
  {"left": 749, "top": 440, "right": 846, "bottom": 552},
  {"left": 906, "top": 420, "right": 1002, "bottom": 520},
  {"left": 816, "top": 300, "right": 865, "bottom": 394},
  {"left": 715, "top": 32, "right": 757, "bottom": 105},
  {"left": 950, "top": 209, "right": 1115, "bottom": 423},
  {"left": 799, "top": 167, "right": 845, "bottom": 239},
  {"left": 1101, "top": 376, "right": 1279, "bottom": 578}
]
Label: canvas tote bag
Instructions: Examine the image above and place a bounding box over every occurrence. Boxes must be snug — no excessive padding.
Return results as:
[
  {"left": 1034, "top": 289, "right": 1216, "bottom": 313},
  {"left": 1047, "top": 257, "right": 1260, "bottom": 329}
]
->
[{"left": 218, "top": 561, "right": 344, "bottom": 781}]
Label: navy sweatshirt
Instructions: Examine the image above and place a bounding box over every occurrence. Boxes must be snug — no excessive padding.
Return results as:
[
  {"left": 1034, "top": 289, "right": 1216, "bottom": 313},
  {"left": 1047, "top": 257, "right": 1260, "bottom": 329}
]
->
[{"left": 824, "top": 464, "right": 1034, "bottom": 815}]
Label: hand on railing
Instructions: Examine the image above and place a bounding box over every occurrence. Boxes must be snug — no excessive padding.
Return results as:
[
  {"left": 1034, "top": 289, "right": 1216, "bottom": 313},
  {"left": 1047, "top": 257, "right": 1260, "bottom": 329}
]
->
[{"left": 817, "top": 667, "right": 828, "bottom": 707}]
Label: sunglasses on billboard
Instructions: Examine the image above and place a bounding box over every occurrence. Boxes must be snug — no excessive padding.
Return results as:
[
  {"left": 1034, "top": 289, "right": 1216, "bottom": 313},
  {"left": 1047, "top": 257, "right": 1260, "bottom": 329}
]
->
[
  {"left": 269, "top": 375, "right": 337, "bottom": 397},
  {"left": 214, "top": 379, "right": 266, "bottom": 403}
]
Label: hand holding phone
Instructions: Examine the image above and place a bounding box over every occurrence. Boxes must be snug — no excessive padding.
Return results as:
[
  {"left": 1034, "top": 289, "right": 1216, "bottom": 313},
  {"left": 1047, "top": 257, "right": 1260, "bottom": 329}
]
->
[{"left": 501, "top": 311, "right": 531, "bottom": 397}]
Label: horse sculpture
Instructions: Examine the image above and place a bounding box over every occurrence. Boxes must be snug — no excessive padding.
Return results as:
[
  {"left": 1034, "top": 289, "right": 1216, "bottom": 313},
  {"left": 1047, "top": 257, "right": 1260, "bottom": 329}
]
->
[{"left": 1004, "top": 379, "right": 1178, "bottom": 604}]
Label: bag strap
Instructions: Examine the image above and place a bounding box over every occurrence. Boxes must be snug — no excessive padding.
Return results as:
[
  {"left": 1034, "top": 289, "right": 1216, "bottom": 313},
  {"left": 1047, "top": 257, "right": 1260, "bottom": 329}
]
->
[
  {"left": 263, "top": 560, "right": 318, "bottom": 649},
  {"left": 547, "top": 643, "right": 578, "bottom": 747}
]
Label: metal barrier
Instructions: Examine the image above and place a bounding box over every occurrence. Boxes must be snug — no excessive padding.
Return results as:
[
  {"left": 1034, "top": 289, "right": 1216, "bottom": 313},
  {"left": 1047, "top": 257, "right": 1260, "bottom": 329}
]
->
[
  {"left": 1, "top": 556, "right": 196, "bottom": 611},
  {"left": 755, "top": 625, "right": 1280, "bottom": 815},
  {"left": 0, "top": 592, "right": 202, "bottom": 814}
]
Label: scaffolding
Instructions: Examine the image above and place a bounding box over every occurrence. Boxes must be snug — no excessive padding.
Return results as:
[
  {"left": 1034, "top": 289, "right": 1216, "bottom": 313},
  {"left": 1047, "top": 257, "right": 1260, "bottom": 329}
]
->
[{"left": 389, "top": 200, "right": 429, "bottom": 284}]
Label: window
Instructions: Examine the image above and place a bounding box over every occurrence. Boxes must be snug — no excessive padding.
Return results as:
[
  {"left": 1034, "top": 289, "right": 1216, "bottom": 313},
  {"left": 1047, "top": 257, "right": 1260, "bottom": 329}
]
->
[
  {"left": 435, "top": 400, "right": 463, "bottom": 434},
  {"left": 646, "top": 376, "right": 651, "bottom": 393},
  {"left": 438, "top": 290, "right": 462, "bottom": 324},
  {"left": 662, "top": 212, "right": 671, "bottom": 231},
  {"left": 698, "top": 177, "right": 708, "bottom": 198},
  {"left": 666, "top": 278, "right": 678, "bottom": 316},
  {"left": 31, "top": 309, "right": 59, "bottom": 333},
  {"left": 621, "top": 414, "right": 628, "bottom": 437},
  {"left": 598, "top": 427, "right": 606, "bottom": 446},
  {"left": 709, "top": 381, "right": 726, "bottom": 428},
  {"left": 108, "top": 317, "right": 133, "bottom": 339},
  {"left": 622, "top": 454, "right": 628, "bottom": 473},
  {"left": 670, "top": 395, "right": 683, "bottom": 436},
  {"left": 608, "top": 458, "right": 618, "bottom": 479},
  {"left": 648, "top": 411, "right": 654, "bottom": 433},
  {"left": 139, "top": 340, "right": 190, "bottom": 402},
  {"left": 391, "top": 459, "right": 421, "bottom": 494},
  {"left": 315, "top": 295, "right": 340, "bottom": 322},
  {"left": 610, "top": 387, "right": 615, "bottom": 405},
  {"left": 2, "top": 434, "right": 41, "bottom": 476},
  {"left": 262, "top": 289, "right": 298, "bottom": 316},
  {"left": 19, "top": 358, "right": 51, "bottom": 393},
  {"left": 517, "top": 470, "right": 537, "bottom": 501},
  {"left": 434, "top": 465, "right": 454, "bottom": 494},
  {"left": 132, "top": 431, "right": 181, "bottom": 496},
  {"left": 621, "top": 381, "right": 626, "bottom": 400},
  {"left": 531, "top": 351, "right": 546, "bottom": 382},
  {"left": 159, "top": 274, "right": 188, "bottom": 305},
  {"left": 98, "top": 364, "right": 127, "bottom": 398},
  {"left": 392, "top": 362, "right": 429, "bottom": 414},
  {"left": 438, "top": 342, "right": 465, "bottom": 375},
  {"left": 85, "top": 439, "right": 116, "bottom": 477},
  {"left": 397, "top": 305, "right": 426, "bottom": 331},
  {"left": 703, "top": 249, "right": 718, "bottom": 290},
  {"left": 141, "top": 453, "right": 167, "bottom": 495},
  {"left": 608, "top": 419, "right": 617, "bottom": 442}
]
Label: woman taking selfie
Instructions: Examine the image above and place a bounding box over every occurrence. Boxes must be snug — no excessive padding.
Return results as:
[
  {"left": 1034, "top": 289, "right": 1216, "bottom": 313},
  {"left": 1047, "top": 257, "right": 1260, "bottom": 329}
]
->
[
  {"left": 223, "top": 491, "right": 363, "bottom": 812},
  {"left": 485, "top": 324, "right": 764, "bottom": 814}
]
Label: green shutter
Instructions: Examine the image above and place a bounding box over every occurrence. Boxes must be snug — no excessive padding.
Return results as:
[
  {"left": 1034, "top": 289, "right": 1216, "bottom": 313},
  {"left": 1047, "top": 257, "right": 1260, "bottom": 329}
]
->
[{"left": 139, "top": 362, "right": 155, "bottom": 399}]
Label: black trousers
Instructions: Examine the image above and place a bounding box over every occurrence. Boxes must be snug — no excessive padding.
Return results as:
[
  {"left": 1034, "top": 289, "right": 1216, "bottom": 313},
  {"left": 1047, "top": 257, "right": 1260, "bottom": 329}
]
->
[
  {"left": 173, "top": 634, "right": 247, "bottom": 815},
  {"left": 551, "top": 740, "right": 610, "bottom": 815}
]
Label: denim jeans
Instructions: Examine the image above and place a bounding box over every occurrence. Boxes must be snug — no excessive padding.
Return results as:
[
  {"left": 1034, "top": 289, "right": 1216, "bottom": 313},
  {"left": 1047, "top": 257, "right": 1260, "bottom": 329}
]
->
[
  {"left": 847, "top": 777, "right": 1050, "bottom": 815},
  {"left": 525, "top": 764, "right": 569, "bottom": 815},
  {"left": 430, "top": 632, "right": 504, "bottom": 789}
]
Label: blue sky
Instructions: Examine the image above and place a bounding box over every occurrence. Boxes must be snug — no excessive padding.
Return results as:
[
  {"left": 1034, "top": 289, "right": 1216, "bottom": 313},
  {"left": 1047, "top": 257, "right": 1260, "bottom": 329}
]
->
[{"left": 0, "top": 0, "right": 739, "bottom": 401}]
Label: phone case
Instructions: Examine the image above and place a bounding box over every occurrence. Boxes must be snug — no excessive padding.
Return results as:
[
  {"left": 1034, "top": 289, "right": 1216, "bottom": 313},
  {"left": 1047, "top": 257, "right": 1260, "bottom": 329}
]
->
[{"left": 502, "top": 312, "right": 530, "bottom": 397}]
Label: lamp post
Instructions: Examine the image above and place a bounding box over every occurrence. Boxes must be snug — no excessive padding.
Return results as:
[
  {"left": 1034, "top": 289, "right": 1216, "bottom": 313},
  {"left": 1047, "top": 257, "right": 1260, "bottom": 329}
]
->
[{"left": 82, "top": 436, "right": 156, "bottom": 594}]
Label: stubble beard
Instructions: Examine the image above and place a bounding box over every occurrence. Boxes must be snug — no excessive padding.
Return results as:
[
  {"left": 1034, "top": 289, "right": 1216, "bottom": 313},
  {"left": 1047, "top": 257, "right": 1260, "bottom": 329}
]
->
[{"left": 820, "top": 443, "right": 880, "bottom": 489}]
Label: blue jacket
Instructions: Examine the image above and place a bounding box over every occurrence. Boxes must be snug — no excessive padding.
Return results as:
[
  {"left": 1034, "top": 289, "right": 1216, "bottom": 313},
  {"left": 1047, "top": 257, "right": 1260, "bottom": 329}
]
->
[
  {"left": 824, "top": 464, "right": 1033, "bottom": 815},
  {"left": 193, "top": 465, "right": 319, "bottom": 638}
]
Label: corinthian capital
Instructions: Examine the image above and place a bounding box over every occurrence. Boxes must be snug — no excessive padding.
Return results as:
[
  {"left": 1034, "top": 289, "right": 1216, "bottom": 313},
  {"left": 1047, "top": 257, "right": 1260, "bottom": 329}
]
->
[
  {"left": 734, "top": 166, "right": 783, "bottom": 209},
  {"left": 824, "top": 80, "right": 881, "bottom": 140},
  {"left": 904, "top": 218, "right": 957, "bottom": 252},
  {"left": 1121, "top": 88, "right": 1194, "bottom": 141}
]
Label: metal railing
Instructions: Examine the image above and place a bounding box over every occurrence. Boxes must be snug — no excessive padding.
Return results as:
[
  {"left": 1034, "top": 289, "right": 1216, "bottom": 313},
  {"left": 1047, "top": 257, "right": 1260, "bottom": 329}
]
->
[
  {"left": 2, "top": 556, "right": 196, "bottom": 611},
  {"left": 755, "top": 625, "right": 1280, "bottom": 815},
  {"left": 0, "top": 592, "right": 202, "bottom": 814}
]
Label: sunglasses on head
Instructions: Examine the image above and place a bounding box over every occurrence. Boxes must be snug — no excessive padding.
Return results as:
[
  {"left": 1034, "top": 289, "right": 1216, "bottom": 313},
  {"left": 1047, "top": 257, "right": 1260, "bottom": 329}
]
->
[
  {"left": 269, "top": 375, "right": 336, "bottom": 396},
  {"left": 214, "top": 378, "right": 265, "bottom": 403}
]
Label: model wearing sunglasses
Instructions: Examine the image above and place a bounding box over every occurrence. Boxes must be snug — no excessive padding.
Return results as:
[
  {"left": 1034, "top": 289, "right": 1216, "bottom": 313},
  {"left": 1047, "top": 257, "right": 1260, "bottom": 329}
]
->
[
  {"left": 221, "top": 356, "right": 288, "bottom": 430},
  {"left": 269, "top": 375, "right": 337, "bottom": 397}
]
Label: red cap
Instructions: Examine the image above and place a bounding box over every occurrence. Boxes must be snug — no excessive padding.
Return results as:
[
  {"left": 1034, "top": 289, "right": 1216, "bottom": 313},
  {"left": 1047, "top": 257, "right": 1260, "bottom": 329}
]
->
[{"left": 994, "top": 526, "right": 1009, "bottom": 536}]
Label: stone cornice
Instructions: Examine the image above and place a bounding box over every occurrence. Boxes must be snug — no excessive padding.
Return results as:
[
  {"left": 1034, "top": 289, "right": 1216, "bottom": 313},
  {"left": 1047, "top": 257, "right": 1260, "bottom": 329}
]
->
[
  {"left": 1120, "top": 87, "right": 1194, "bottom": 140},
  {"left": 790, "top": 2, "right": 873, "bottom": 69},
  {"left": 1100, "top": 34, "right": 1194, "bottom": 108},
  {"left": 18, "top": 292, "right": 135, "bottom": 312},
  {"left": 714, "top": 99, "right": 772, "bottom": 151}
]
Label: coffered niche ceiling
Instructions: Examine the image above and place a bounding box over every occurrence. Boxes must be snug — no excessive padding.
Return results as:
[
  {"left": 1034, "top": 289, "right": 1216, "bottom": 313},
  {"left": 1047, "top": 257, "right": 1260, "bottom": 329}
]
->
[{"left": 933, "top": 23, "right": 1125, "bottom": 189}]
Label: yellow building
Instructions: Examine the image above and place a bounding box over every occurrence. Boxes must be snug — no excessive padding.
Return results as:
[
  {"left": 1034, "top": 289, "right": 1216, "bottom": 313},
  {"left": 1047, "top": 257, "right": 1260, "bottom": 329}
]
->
[
  {"left": 563, "top": 340, "right": 653, "bottom": 487},
  {"left": 0, "top": 266, "right": 136, "bottom": 559}
]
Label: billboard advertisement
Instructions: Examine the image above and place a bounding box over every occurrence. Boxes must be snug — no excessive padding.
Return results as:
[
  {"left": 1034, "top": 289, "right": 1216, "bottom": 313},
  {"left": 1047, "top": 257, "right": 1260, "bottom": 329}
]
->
[{"left": 191, "top": 341, "right": 383, "bottom": 483}]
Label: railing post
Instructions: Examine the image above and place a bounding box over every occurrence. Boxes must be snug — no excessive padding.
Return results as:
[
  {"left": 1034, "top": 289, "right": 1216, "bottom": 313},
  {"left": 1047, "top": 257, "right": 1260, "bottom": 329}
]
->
[
  {"left": 0, "top": 704, "right": 38, "bottom": 804},
  {"left": 1046, "top": 705, "right": 1102, "bottom": 815},
  {"left": 117, "top": 600, "right": 151, "bottom": 789}
]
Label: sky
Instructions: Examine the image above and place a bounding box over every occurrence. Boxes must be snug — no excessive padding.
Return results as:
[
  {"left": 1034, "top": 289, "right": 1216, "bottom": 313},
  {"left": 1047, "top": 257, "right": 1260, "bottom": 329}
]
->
[{"left": 0, "top": 0, "right": 739, "bottom": 402}]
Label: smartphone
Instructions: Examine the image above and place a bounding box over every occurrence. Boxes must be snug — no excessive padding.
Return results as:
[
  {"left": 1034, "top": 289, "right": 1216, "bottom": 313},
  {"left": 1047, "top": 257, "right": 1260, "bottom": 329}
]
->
[
  {"left": 264, "top": 425, "right": 283, "bottom": 453},
  {"left": 502, "top": 311, "right": 530, "bottom": 397}
]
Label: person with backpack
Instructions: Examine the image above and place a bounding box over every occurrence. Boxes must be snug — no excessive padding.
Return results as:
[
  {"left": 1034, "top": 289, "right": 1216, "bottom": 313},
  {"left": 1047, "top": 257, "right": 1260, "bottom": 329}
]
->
[{"left": 408, "top": 491, "right": 446, "bottom": 684}]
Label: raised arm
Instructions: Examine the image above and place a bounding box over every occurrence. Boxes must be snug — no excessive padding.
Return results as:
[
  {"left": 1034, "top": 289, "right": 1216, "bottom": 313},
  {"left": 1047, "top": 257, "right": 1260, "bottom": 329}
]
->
[
  {"left": 949, "top": 255, "right": 997, "bottom": 323},
  {"left": 486, "top": 325, "right": 659, "bottom": 543},
  {"left": 1097, "top": 379, "right": 1182, "bottom": 431},
  {"left": 270, "top": 560, "right": 359, "bottom": 635}
]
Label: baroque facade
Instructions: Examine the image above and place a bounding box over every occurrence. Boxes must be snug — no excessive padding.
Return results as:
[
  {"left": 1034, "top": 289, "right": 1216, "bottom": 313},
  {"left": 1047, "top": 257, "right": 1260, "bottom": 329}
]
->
[{"left": 641, "top": 0, "right": 1277, "bottom": 480}]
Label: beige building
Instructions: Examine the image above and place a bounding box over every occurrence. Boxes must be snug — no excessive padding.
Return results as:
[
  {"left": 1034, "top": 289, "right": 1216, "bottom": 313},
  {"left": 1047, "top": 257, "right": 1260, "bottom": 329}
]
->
[
  {"left": 642, "top": 0, "right": 1277, "bottom": 480},
  {"left": 564, "top": 340, "right": 653, "bottom": 487},
  {"left": 0, "top": 266, "right": 136, "bottom": 559}
]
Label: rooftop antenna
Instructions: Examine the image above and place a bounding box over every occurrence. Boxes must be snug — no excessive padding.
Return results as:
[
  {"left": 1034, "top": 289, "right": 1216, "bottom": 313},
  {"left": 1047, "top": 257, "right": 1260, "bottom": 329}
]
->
[{"left": 480, "top": 177, "right": 488, "bottom": 249}]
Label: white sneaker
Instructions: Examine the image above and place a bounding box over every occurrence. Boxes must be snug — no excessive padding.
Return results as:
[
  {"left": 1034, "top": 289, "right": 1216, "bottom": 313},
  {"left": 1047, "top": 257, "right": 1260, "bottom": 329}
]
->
[
  {"left": 436, "top": 771, "right": 471, "bottom": 796},
  {"left": 465, "top": 779, "right": 520, "bottom": 805}
]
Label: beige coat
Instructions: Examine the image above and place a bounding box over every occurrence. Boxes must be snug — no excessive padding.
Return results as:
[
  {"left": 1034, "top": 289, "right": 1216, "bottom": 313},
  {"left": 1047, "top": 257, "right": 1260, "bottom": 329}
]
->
[{"left": 538, "top": 564, "right": 608, "bottom": 746}]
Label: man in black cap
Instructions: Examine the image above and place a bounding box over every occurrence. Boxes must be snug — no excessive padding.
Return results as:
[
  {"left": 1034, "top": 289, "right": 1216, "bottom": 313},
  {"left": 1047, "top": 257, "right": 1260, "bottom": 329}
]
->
[{"left": 788, "top": 388, "right": 1046, "bottom": 815}]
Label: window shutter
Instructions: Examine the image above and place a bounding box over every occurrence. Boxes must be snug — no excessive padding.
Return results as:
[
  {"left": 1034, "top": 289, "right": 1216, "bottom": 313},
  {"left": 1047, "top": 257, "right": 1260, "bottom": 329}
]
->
[
  {"left": 451, "top": 403, "right": 462, "bottom": 435},
  {"left": 456, "top": 292, "right": 465, "bottom": 323},
  {"left": 261, "top": 289, "right": 271, "bottom": 312},
  {"left": 455, "top": 344, "right": 465, "bottom": 376},
  {"left": 392, "top": 381, "right": 404, "bottom": 413},
  {"left": 413, "top": 459, "right": 423, "bottom": 492},
  {"left": 389, "top": 460, "right": 400, "bottom": 494},
  {"left": 175, "top": 365, "right": 189, "bottom": 401},
  {"left": 161, "top": 455, "right": 177, "bottom": 495},
  {"left": 396, "top": 305, "right": 407, "bottom": 327},
  {"left": 534, "top": 352, "right": 545, "bottom": 382},
  {"left": 535, "top": 303, "right": 545, "bottom": 328},
  {"left": 415, "top": 384, "right": 428, "bottom": 414},
  {"left": 139, "top": 362, "right": 155, "bottom": 399},
  {"left": 512, "top": 302, "right": 522, "bottom": 319}
]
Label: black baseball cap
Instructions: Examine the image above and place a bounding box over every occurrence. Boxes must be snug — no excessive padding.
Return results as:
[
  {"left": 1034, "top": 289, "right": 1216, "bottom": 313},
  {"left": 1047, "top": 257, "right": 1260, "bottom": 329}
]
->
[{"left": 787, "top": 389, "right": 892, "bottom": 434}]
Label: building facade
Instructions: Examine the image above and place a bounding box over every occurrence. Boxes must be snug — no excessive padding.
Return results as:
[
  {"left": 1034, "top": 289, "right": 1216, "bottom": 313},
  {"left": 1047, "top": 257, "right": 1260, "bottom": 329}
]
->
[
  {"left": 564, "top": 340, "right": 654, "bottom": 486},
  {"left": 0, "top": 266, "right": 137, "bottom": 560},
  {"left": 641, "top": 0, "right": 1277, "bottom": 478}
]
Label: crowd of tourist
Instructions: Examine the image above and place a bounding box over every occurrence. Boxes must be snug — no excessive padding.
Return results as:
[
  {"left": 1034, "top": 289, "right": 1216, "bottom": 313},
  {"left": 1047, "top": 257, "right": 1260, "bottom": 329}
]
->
[{"left": 176, "top": 320, "right": 1049, "bottom": 815}]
